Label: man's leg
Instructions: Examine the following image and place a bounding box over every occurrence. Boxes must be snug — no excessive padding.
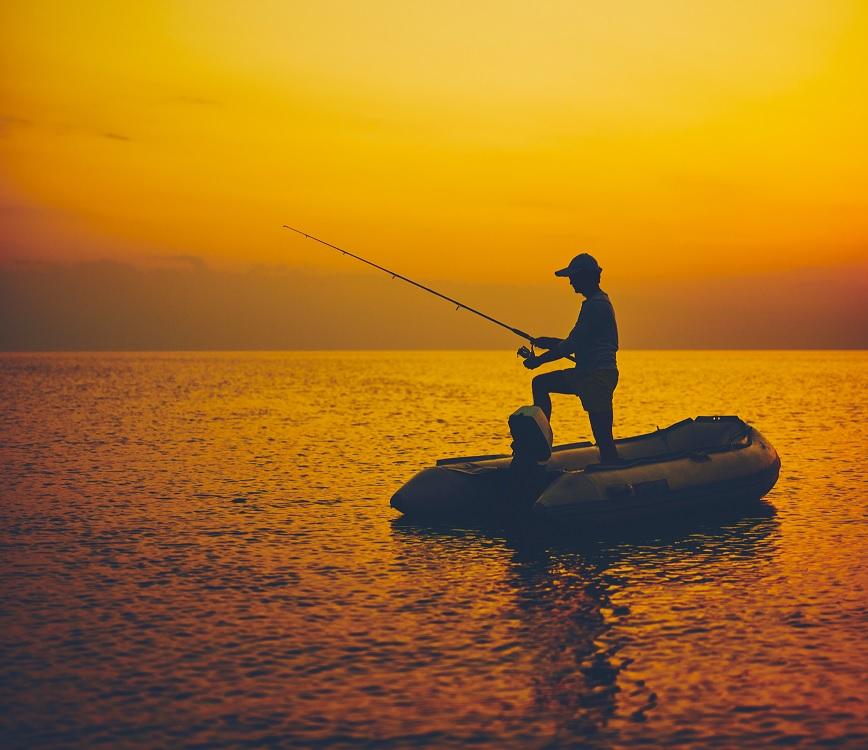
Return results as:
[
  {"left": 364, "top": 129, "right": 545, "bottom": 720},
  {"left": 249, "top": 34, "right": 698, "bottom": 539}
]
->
[
  {"left": 588, "top": 409, "right": 619, "bottom": 463},
  {"left": 531, "top": 370, "right": 573, "bottom": 421}
]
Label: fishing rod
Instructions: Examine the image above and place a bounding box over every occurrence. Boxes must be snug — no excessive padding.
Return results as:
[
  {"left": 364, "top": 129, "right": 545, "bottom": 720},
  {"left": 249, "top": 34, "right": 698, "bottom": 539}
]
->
[{"left": 283, "top": 224, "right": 576, "bottom": 362}]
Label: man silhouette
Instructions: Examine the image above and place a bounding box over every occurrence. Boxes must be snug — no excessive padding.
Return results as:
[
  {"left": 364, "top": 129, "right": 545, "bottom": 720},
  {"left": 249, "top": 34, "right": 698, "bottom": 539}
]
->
[{"left": 523, "top": 253, "right": 620, "bottom": 464}]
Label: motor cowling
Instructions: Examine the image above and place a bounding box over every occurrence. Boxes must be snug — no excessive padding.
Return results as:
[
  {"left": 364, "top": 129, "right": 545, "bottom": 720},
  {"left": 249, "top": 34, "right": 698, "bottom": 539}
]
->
[{"left": 509, "top": 405, "right": 553, "bottom": 463}]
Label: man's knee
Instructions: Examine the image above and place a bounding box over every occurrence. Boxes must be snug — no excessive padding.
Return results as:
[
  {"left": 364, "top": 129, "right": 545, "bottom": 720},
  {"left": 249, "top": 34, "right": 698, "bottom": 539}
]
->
[{"left": 531, "top": 373, "right": 549, "bottom": 393}]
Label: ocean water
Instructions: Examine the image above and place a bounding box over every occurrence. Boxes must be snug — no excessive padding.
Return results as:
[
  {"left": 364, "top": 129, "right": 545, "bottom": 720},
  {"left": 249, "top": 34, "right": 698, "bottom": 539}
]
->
[{"left": 1, "top": 350, "right": 866, "bottom": 749}]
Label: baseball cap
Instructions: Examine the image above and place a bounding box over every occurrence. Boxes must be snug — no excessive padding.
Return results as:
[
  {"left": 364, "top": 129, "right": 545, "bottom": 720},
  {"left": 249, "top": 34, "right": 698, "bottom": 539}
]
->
[{"left": 554, "top": 253, "right": 601, "bottom": 277}]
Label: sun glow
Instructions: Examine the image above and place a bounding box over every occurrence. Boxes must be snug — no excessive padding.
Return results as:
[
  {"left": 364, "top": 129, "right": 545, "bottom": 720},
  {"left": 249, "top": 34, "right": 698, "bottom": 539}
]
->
[{"left": 1, "top": 1, "right": 866, "bottom": 347}]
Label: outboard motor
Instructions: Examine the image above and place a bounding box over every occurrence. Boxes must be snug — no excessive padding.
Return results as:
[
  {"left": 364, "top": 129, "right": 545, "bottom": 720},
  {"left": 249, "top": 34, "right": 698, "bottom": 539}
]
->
[
  {"left": 509, "top": 405, "right": 553, "bottom": 464},
  {"left": 506, "top": 406, "right": 554, "bottom": 512}
]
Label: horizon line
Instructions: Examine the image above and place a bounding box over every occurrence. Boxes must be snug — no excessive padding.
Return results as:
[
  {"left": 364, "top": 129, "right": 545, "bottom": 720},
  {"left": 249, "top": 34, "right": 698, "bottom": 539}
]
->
[{"left": 2, "top": 347, "right": 866, "bottom": 355}]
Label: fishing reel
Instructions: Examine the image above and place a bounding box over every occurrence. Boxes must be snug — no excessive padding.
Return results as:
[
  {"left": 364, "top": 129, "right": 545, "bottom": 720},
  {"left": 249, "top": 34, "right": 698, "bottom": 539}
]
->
[{"left": 517, "top": 344, "right": 535, "bottom": 360}]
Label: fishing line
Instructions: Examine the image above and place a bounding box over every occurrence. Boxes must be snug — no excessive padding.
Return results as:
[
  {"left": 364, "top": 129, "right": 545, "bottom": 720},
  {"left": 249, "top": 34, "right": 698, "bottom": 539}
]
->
[{"left": 282, "top": 224, "right": 575, "bottom": 362}]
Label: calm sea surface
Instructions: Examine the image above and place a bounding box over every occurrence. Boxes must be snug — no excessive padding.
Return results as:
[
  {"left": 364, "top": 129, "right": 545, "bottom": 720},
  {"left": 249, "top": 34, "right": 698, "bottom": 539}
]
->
[{"left": 1, "top": 351, "right": 866, "bottom": 749}]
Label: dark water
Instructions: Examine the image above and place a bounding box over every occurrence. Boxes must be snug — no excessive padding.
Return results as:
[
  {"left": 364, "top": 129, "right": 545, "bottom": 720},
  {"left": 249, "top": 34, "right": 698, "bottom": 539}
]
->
[{"left": 1, "top": 351, "right": 866, "bottom": 749}]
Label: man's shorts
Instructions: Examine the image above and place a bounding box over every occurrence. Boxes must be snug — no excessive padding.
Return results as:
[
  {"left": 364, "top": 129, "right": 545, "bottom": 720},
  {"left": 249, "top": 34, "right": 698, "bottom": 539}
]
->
[{"left": 537, "top": 368, "right": 619, "bottom": 413}]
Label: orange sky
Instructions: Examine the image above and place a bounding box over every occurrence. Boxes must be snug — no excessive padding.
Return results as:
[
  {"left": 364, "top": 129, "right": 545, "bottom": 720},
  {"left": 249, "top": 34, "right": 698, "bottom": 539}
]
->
[{"left": 1, "top": 1, "right": 867, "bottom": 347}]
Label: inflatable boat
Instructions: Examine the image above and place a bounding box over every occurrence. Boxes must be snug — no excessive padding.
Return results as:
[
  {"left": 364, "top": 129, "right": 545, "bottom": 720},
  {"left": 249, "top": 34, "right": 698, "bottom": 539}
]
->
[{"left": 391, "top": 414, "right": 780, "bottom": 523}]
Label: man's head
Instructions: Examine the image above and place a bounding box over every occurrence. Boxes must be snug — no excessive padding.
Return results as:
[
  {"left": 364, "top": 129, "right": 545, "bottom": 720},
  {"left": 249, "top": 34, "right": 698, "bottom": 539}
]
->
[{"left": 555, "top": 253, "right": 602, "bottom": 295}]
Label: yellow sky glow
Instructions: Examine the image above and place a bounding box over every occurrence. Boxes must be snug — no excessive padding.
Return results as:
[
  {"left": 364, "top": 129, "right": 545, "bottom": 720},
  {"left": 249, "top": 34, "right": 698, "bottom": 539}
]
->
[{"left": 2, "top": 0, "right": 867, "bottom": 286}]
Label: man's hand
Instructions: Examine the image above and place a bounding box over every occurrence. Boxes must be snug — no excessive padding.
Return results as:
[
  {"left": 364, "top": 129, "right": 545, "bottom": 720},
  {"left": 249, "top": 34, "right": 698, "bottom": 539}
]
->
[
  {"left": 531, "top": 336, "right": 562, "bottom": 350},
  {"left": 523, "top": 355, "right": 542, "bottom": 370}
]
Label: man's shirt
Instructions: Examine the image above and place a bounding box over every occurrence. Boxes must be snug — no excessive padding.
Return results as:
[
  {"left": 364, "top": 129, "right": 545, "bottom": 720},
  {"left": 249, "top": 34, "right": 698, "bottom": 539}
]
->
[{"left": 557, "top": 289, "right": 619, "bottom": 372}]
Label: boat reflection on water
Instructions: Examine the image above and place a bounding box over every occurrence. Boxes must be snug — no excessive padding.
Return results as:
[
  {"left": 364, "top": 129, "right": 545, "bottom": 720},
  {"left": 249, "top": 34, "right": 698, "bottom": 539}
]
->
[{"left": 390, "top": 501, "right": 778, "bottom": 746}]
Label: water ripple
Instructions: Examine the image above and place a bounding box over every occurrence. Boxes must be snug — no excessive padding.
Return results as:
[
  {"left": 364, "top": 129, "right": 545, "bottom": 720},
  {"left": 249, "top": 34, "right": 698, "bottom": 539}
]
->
[{"left": 1, "top": 350, "right": 866, "bottom": 749}]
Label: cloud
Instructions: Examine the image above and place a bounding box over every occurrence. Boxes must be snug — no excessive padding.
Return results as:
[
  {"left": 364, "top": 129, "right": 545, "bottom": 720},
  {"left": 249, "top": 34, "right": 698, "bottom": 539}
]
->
[
  {"left": 0, "top": 258, "right": 866, "bottom": 351},
  {"left": 0, "top": 114, "right": 133, "bottom": 142},
  {"left": 0, "top": 114, "right": 32, "bottom": 126},
  {"left": 153, "top": 254, "right": 208, "bottom": 270},
  {"left": 0, "top": 114, "right": 33, "bottom": 135},
  {"left": 0, "top": 200, "right": 41, "bottom": 216}
]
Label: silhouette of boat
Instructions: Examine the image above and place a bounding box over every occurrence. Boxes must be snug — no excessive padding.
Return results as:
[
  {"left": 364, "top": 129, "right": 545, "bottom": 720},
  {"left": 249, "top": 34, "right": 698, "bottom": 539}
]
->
[{"left": 391, "top": 416, "right": 780, "bottom": 523}]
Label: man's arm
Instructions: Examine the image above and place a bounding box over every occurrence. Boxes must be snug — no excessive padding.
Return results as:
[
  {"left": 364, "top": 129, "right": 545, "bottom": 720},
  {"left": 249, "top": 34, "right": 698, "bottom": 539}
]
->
[
  {"left": 557, "top": 306, "right": 597, "bottom": 358},
  {"left": 531, "top": 336, "right": 563, "bottom": 350},
  {"left": 526, "top": 320, "right": 587, "bottom": 368},
  {"left": 523, "top": 348, "right": 565, "bottom": 370}
]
